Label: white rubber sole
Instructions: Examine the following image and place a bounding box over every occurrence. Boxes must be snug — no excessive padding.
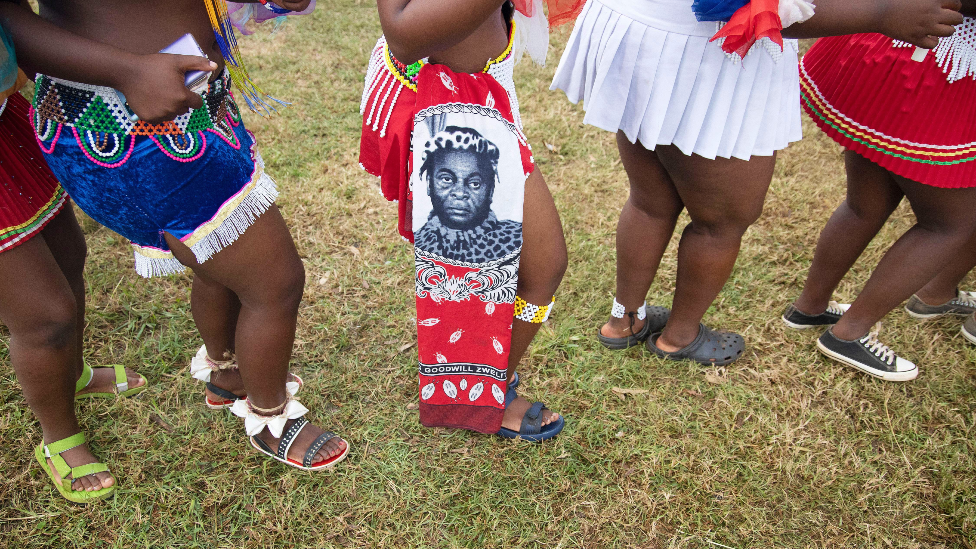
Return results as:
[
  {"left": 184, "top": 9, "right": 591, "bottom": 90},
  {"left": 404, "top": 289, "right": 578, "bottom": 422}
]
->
[
  {"left": 782, "top": 304, "right": 851, "bottom": 330},
  {"left": 904, "top": 307, "right": 949, "bottom": 320},
  {"left": 816, "top": 339, "right": 918, "bottom": 382},
  {"left": 782, "top": 317, "right": 818, "bottom": 330},
  {"left": 961, "top": 324, "right": 976, "bottom": 346}
]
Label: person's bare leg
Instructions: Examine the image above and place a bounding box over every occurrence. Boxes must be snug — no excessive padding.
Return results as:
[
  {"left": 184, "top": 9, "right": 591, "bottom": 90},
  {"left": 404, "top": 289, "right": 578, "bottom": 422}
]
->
[
  {"left": 501, "top": 169, "right": 567, "bottom": 432},
  {"left": 192, "top": 274, "right": 246, "bottom": 401},
  {"left": 793, "top": 151, "right": 903, "bottom": 316},
  {"left": 913, "top": 227, "right": 976, "bottom": 305},
  {"left": 652, "top": 147, "right": 774, "bottom": 351},
  {"left": 832, "top": 176, "right": 976, "bottom": 340},
  {"left": 0, "top": 213, "right": 112, "bottom": 492},
  {"left": 163, "top": 206, "right": 345, "bottom": 463},
  {"left": 43, "top": 206, "right": 143, "bottom": 397},
  {"left": 600, "top": 133, "right": 683, "bottom": 339}
]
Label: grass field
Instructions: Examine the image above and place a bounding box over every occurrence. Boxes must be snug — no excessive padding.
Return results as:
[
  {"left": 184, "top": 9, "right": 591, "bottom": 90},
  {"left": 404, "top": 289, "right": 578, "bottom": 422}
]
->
[{"left": 1, "top": 2, "right": 975, "bottom": 547}]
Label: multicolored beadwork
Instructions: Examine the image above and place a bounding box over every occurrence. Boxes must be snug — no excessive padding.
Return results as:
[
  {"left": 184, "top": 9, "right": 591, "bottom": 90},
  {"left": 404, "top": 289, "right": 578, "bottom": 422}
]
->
[
  {"left": 31, "top": 71, "right": 241, "bottom": 169},
  {"left": 32, "top": 73, "right": 232, "bottom": 137},
  {"left": 514, "top": 296, "right": 555, "bottom": 324},
  {"left": 203, "top": 0, "right": 287, "bottom": 116},
  {"left": 384, "top": 44, "right": 425, "bottom": 91}
]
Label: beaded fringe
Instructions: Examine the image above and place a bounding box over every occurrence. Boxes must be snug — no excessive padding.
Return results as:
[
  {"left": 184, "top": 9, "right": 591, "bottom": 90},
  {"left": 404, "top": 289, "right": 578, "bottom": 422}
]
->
[
  {"left": 360, "top": 39, "right": 406, "bottom": 139},
  {"left": 190, "top": 170, "right": 278, "bottom": 264},
  {"left": 133, "top": 253, "right": 185, "bottom": 278},
  {"left": 894, "top": 18, "right": 976, "bottom": 83},
  {"left": 132, "top": 171, "right": 278, "bottom": 278}
]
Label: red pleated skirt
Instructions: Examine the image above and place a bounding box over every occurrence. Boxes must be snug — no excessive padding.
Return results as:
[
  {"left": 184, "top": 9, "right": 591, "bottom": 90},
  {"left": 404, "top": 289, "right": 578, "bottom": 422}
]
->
[
  {"left": 800, "top": 34, "right": 976, "bottom": 188},
  {"left": 0, "top": 92, "right": 66, "bottom": 252}
]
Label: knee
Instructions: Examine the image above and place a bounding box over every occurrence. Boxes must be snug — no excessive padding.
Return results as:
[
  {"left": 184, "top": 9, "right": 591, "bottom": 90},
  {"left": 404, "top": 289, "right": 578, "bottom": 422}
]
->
[
  {"left": 916, "top": 215, "right": 976, "bottom": 243},
  {"left": 688, "top": 204, "right": 762, "bottom": 241},
  {"left": 240, "top": 254, "right": 306, "bottom": 313},
  {"left": 629, "top": 192, "right": 681, "bottom": 221},
  {"left": 15, "top": 295, "right": 78, "bottom": 351},
  {"left": 520, "top": 242, "right": 567, "bottom": 301},
  {"left": 844, "top": 199, "right": 893, "bottom": 225},
  {"left": 272, "top": 257, "right": 306, "bottom": 311}
]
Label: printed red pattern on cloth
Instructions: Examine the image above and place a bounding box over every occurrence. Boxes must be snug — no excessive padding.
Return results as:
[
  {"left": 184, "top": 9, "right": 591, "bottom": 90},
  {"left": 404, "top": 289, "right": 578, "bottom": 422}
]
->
[
  {"left": 359, "top": 39, "right": 535, "bottom": 242},
  {"left": 416, "top": 271, "right": 515, "bottom": 433},
  {"left": 412, "top": 64, "right": 529, "bottom": 433}
]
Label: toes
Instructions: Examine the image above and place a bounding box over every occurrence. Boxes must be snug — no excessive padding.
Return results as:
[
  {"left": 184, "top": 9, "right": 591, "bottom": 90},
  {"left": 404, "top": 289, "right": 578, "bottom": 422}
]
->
[
  {"left": 78, "top": 472, "right": 113, "bottom": 491},
  {"left": 76, "top": 474, "right": 99, "bottom": 492},
  {"left": 97, "top": 471, "right": 115, "bottom": 489},
  {"left": 71, "top": 476, "right": 91, "bottom": 491},
  {"left": 127, "top": 370, "right": 145, "bottom": 389},
  {"left": 542, "top": 411, "right": 559, "bottom": 426},
  {"left": 317, "top": 438, "right": 347, "bottom": 462}
]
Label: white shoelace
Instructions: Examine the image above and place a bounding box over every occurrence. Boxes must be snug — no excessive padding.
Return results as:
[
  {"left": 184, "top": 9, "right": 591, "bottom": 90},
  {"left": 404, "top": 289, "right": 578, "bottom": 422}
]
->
[
  {"left": 858, "top": 323, "right": 896, "bottom": 366},
  {"left": 950, "top": 290, "right": 976, "bottom": 309},
  {"left": 825, "top": 301, "right": 845, "bottom": 316}
]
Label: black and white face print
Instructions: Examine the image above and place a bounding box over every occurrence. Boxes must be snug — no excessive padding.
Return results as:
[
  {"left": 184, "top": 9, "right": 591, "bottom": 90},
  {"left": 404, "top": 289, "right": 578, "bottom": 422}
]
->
[{"left": 411, "top": 111, "right": 525, "bottom": 235}]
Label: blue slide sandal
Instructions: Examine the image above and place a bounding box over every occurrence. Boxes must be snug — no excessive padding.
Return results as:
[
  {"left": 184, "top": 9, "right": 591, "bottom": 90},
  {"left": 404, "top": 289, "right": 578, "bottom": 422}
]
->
[{"left": 496, "top": 386, "right": 565, "bottom": 443}]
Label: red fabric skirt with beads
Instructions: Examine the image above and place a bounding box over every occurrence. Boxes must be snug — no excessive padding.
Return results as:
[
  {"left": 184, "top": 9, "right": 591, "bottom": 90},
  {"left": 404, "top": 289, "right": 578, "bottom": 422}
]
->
[
  {"left": 800, "top": 30, "right": 976, "bottom": 188},
  {"left": 359, "top": 36, "right": 535, "bottom": 242},
  {"left": 0, "top": 93, "right": 67, "bottom": 253}
]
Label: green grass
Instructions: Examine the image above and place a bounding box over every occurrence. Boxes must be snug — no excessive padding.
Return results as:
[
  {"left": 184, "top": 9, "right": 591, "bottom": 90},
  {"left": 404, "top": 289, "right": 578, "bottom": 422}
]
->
[{"left": 2, "top": 2, "right": 976, "bottom": 547}]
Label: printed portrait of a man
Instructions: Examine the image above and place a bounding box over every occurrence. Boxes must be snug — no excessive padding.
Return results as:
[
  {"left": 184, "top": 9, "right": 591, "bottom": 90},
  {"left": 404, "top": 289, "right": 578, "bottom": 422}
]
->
[{"left": 413, "top": 126, "right": 522, "bottom": 263}]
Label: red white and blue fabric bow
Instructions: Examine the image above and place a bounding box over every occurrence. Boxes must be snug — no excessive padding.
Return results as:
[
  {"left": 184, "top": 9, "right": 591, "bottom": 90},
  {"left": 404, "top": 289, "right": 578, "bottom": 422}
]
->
[{"left": 693, "top": 0, "right": 815, "bottom": 58}]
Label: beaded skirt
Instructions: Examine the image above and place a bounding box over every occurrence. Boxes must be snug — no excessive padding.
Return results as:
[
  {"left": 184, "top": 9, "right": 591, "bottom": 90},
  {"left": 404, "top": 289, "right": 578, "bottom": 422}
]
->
[
  {"left": 31, "top": 71, "right": 278, "bottom": 277},
  {"left": 0, "top": 93, "right": 67, "bottom": 253},
  {"left": 801, "top": 27, "right": 976, "bottom": 188}
]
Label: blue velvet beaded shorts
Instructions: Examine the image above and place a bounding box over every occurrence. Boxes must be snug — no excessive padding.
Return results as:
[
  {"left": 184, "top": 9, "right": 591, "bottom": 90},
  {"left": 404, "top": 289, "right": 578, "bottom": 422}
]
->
[{"left": 31, "top": 70, "right": 278, "bottom": 277}]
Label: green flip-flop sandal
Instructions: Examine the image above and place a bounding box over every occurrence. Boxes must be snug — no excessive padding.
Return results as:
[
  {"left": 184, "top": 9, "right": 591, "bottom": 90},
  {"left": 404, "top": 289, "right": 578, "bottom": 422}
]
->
[
  {"left": 75, "top": 362, "right": 147, "bottom": 400},
  {"left": 35, "top": 433, "right": 115, "bottom": 503}
]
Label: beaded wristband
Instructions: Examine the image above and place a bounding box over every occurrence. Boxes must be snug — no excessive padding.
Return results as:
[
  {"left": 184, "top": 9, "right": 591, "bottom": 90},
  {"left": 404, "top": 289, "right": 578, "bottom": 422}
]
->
[{"left": 514, "top": 296, "right": 555, "bottom": 323}]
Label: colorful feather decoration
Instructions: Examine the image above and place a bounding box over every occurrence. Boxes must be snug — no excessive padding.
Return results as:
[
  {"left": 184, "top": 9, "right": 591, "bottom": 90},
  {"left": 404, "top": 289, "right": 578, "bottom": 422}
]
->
[{"left": 203, "top": 0, "right": 288, "bottom": 115}]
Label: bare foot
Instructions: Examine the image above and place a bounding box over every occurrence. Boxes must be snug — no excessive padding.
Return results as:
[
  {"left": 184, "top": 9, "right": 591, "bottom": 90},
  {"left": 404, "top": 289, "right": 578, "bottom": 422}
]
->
[
  {"left": 253, "top": 419, "right": 348, "bottom": 466},
  {"left": 654, "top": 332, "right": 698, "bottom": 353},
  {"left": 46, "top": 443, "right": 114, "bottom": 492},
  {"left": 501, "top": 394, "right": 559, "bottom": 432},
  {"left": 599, "top": 316, "right": 646, "bottom": 339},
  {"left": 76, "top": 366, "right": 145, "bottom": 397}
]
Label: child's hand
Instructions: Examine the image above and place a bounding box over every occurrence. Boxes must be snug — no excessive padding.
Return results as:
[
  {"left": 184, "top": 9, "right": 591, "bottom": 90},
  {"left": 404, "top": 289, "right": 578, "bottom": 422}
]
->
[
  {"left": 879, "top": 0, "right": 963, "bottom": 48},
  {"left": 269, "top": 0, "right": 313, "bottom": 11},
  {"left": 117, "top": 54, "right": 218, "bottom": 123}
]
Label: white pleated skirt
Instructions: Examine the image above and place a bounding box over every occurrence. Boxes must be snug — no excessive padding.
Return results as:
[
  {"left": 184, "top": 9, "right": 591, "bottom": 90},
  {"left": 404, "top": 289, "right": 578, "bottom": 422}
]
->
[{"left": 550, "top": 0, "right": 803, "bottom": 160}]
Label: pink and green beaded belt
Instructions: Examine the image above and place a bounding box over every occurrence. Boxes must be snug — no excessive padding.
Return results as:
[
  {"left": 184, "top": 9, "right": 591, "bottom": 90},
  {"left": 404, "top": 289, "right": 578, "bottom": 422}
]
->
[{"left": 31, "top": 70, "right": 237, "bottom": 137}]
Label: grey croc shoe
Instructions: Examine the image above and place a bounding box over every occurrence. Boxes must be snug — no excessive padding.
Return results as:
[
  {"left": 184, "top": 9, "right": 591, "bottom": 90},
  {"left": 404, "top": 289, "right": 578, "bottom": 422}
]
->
[
  {"left": 597, "top": 304, "right": 671, "bottom": 350},
  {"left": 646, "top": 324, "right": 745, "bottom": 366}
]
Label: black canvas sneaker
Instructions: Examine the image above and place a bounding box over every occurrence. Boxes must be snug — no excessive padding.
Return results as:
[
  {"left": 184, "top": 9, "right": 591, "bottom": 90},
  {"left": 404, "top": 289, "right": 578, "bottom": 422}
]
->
[
  {"left": 782, "top": 301, "right": 850, "bottom": 329},
  {"left": 904, "top": 289, "right": 976, "bottom": 319},
  {"left": 816, "top": 327, "right": 918, "bottom": 382}
]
